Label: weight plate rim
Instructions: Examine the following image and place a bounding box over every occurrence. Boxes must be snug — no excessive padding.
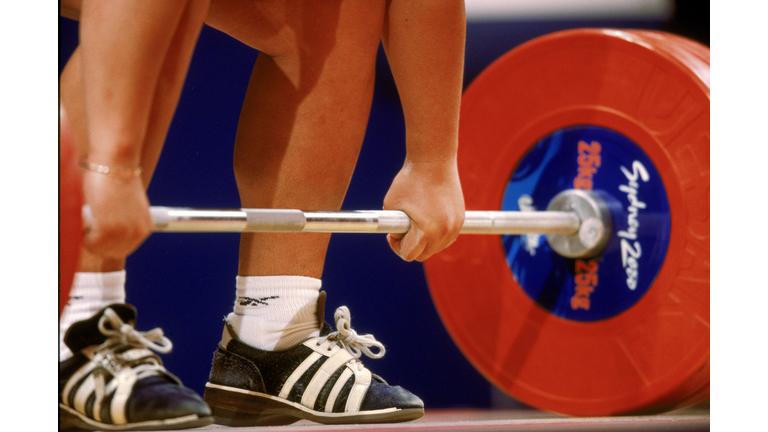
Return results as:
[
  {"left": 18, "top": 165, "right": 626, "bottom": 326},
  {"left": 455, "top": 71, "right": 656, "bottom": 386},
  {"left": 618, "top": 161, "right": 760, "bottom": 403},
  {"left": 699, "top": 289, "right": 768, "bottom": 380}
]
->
[
  {"left": 625, "top": 30, "right": 710, "bottom": 92},
  {"left": 621, "top": 29, "right": 711, "bottom": 409}
]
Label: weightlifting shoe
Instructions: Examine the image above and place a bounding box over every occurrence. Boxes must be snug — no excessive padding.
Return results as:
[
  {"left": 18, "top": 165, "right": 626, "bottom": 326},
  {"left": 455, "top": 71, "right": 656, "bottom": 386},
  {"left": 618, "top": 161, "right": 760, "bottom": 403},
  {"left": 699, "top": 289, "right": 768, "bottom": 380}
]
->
[
  {"left": 59, "top": 304, "right": 213, "bottom": 430},
  {"left": 203, "top": 303, "right": 424, "bottom": 426}
]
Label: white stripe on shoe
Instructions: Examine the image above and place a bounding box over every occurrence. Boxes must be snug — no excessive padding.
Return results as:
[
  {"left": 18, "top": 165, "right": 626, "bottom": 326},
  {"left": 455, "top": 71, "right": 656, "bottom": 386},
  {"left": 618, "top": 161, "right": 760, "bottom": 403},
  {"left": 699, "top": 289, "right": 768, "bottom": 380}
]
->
[
  {"left": 301, "top": 340, "right": 355, "bottom": 409},
  {"left": 325, "top": 367, "right": 354, "bottom": 412},
  {"left": 278, "top": 352, "right": 323, "bottom": 399},
  {"left": 346, "top": 362, "right": 372, "bottom": 413}
]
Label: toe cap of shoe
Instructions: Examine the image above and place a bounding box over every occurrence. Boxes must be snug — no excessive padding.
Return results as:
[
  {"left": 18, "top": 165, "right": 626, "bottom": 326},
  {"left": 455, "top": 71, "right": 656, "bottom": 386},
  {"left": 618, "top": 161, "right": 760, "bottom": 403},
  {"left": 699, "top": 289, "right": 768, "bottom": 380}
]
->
[
  {"left": 360, "top": 381, "right": 424, "bottom": 412},
  {"left": 127, "top": 376, "right": 212, "bottom": 423}
]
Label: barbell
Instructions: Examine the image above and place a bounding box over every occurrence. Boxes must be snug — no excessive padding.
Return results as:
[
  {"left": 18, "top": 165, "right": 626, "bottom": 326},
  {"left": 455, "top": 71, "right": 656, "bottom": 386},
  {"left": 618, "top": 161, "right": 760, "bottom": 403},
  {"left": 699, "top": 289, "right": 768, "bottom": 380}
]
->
[
  {"left": 60, "top": 28, "right": 709, "bottom": 417},
  {"left": 82, "top": 188, "right": 612, "bottom": 259}
]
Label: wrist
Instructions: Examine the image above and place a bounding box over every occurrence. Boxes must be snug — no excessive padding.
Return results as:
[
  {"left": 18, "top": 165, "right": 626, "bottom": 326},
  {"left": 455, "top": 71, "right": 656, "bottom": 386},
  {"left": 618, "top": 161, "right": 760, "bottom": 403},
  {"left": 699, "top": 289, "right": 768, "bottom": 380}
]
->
[
  {"left": 403, "top": 131, "right": 459, "bottom": 163},
  {"left": 403, "top": 152, "right": 458, "bottom": 167},
  {"left": 79, "top": 160, "right": 143, "bottom": 178}
]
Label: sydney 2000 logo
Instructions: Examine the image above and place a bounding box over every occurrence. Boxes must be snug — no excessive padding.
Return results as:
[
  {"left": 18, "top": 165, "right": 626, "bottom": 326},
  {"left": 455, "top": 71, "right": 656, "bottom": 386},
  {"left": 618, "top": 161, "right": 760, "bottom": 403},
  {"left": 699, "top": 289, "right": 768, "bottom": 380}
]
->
[{"left": 618, "top": 161, "right": 649, "bottom": 291}]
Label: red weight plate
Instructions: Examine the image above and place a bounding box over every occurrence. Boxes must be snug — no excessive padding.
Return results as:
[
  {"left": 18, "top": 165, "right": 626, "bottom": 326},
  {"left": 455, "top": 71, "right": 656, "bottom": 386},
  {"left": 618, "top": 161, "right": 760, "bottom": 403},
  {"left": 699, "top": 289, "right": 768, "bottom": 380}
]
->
[
  {"left": 59, "top": 108, "right": 83, "bottom": 316},
  {"left": 425, "top": 29, "right": 709, "bottom": 416}
]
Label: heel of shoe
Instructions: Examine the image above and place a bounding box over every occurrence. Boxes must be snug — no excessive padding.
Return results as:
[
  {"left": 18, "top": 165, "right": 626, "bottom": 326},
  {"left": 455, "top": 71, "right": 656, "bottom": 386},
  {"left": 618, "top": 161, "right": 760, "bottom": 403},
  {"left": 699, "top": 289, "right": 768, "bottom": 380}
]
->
[
  {"left": 204, "top": 382, "right": 299, "bottom": 427},
  {"left": 209, "top": 405, "right": 298, "bottom": 427}
]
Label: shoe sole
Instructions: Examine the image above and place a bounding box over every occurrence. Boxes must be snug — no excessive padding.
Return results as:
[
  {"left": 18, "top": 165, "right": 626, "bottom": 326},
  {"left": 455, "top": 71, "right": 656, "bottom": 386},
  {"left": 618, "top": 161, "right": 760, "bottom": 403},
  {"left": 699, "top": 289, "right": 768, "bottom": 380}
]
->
[
  {"left": 59, "top": 404, "right": 214, "bottom": 431},
  {"left": 203, "top": 382, "right": 425, "bottom": 426}
]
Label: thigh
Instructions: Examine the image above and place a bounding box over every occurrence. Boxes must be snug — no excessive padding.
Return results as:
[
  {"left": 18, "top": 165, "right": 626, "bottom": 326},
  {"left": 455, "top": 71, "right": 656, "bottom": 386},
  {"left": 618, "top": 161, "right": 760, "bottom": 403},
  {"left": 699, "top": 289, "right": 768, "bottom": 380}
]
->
[
  {"left": 206, "top": 0, "right": 385, "bottom": 66},
  {"left": 230, "top": 0, "right": 387, "bottom": 203}
]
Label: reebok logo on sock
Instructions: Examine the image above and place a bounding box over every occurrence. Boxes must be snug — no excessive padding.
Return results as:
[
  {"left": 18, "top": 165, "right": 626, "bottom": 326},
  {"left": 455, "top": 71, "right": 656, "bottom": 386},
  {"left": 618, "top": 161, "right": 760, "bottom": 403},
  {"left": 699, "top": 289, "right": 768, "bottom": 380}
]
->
[{"left": 238, "top": 296, "right": 279, "bottom": 307}]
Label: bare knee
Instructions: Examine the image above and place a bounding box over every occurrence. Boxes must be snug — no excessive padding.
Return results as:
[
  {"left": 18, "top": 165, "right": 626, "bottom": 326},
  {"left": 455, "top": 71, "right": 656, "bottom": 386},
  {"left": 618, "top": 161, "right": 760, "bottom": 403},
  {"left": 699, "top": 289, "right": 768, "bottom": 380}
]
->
[
  {"left": 206, "top": 0, "right": 385, "bottom": 59},
  {"left": 61, "top": 0, "right": 82, "bottom": 20}
]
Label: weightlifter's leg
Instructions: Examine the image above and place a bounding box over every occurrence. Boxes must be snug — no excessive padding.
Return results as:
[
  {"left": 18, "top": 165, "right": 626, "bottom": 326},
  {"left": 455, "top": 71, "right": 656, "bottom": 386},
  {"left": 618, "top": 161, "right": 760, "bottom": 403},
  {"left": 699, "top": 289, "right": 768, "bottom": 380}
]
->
[
  {"left": 225, "top": 0, "right": 381, "bottom": 351},
  {"left": 204, "top": 0, "right": 424, "bottom": 425}
]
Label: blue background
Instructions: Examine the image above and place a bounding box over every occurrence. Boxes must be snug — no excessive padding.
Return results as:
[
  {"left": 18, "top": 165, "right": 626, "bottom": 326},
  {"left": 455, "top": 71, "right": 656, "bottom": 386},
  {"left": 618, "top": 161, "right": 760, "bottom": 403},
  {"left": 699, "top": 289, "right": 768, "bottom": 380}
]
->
[{"left": 59, "top": 2, "right": 707, "bottom": 409}]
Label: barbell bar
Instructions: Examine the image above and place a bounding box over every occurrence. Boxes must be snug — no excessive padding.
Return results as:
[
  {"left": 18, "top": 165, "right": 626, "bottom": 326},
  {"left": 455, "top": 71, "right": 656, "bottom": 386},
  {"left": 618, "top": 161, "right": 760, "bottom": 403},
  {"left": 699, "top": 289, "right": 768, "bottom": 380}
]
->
[
  {"left": 82, "top": 189, "right": 612, "bottom": 259},
  {"left": 148, "top": 207, "right": 582, "bottom": 235},
  {"left": 84, "top": 206, "right": 581, "bottom": 235}
]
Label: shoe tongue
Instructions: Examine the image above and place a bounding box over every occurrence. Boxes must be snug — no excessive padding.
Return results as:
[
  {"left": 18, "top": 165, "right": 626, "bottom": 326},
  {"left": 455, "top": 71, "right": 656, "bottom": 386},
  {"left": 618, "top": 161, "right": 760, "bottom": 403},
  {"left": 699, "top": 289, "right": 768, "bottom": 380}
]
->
[
  {"left": 315, "top": 291, "right": 336, "bottom": 337},
  {"left": 64, "top": 304, "right": 137, "bottom": 353},
  {"left": 316, "top": 290, "right": 327, "bottom": 328},
  {"left": 318, "top": 321, "right": 334, "bottom": 337}
]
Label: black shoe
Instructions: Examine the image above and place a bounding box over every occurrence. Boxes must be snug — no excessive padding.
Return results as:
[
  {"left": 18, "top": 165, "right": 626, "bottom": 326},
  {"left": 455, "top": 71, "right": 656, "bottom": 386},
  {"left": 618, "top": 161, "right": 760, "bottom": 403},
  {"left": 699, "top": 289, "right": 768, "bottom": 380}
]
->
[
  {"left": 59, "top": 304, "right": 213, "bottom": 430},
  {"left": 204, "top": 303, "right": 424, "bottom": 426}
]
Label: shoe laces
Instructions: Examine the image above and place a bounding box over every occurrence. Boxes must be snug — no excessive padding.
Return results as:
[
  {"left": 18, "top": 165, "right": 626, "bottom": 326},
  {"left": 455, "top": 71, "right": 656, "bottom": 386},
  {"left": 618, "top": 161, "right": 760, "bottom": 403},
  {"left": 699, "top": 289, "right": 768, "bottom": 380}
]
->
[
  {"left": 92, "top": 308, "right": 173, "bottom": 381},
  {"left": 323, "top": 306, "right": 385, "bottom": 363},
  {"left": 98, "top": 308, "right": 173, "bottom": 354}
]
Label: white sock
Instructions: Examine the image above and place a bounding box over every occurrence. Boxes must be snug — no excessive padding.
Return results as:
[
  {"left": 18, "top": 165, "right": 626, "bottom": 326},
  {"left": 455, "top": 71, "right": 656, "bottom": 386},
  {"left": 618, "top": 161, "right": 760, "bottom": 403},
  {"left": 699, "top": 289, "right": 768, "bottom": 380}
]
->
[
  {"left": 226, "top": 276, "right": 322, "bottom": 351},
  {"left": 59, "top": 271, "right": 127, "bottom": 361}
]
